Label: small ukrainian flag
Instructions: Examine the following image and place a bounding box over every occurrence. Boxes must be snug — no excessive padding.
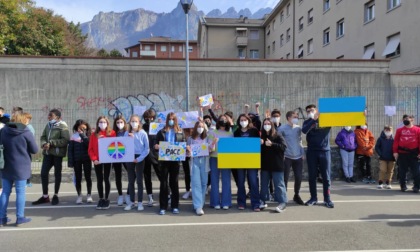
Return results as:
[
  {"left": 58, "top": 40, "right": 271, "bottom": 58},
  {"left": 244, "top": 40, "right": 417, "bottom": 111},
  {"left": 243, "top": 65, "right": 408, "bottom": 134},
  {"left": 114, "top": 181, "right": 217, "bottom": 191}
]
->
[
  {"left": 319, "top": 96, "right": 366, "bottom": 127},
  {"left": 217, "top": 138, "right": 261, "bottom": 169}
]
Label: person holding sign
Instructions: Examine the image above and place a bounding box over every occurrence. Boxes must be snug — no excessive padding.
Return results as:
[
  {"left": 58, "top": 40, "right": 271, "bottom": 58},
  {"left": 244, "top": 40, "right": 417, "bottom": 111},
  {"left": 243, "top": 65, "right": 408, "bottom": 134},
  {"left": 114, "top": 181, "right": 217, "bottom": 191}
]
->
[
  {"left": 186, "top": 121, "right": 213, "bottom": 216},
  {"left": 155, "top": 113, "right": 186, "bottom": 215},
  {"left": 112, "top": 115, "right": 128, "bottom": 206},
  {"left": 124, "top": 115, "right": 150, "bottom": 211},
  {"left": 234, "top": 114, "right": 261, "bottom": 211},
  {"left": 88, "top": 116, "right": 116, "bottom": 210}
]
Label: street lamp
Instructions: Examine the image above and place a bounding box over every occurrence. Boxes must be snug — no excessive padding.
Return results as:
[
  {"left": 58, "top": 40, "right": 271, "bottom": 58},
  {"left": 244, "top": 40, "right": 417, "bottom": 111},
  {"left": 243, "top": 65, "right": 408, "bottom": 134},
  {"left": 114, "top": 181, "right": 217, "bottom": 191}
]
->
[{"left": 180, "top": 0, "right": 193, "bottom": 112}]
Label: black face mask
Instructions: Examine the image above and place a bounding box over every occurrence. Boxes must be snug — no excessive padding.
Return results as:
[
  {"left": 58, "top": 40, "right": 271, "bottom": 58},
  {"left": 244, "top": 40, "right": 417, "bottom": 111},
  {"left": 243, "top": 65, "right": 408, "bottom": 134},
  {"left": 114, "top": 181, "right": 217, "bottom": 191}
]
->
[
  {"left": 219, "top": 120, "right": 227, "bottom": 127},
  {"left": 403, "top": 120, "right": 410, "bottom": 126},
  {"left": 205, "top": 121, "right": 211, "bottom": 128}
]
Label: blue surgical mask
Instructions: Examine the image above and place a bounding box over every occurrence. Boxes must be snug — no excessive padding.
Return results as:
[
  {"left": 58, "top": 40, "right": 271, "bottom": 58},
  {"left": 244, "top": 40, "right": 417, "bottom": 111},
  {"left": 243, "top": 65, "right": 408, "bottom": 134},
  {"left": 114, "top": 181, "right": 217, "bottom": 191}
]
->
[{"left": 168, "top": 120, "right": 174, "bottom": 126}]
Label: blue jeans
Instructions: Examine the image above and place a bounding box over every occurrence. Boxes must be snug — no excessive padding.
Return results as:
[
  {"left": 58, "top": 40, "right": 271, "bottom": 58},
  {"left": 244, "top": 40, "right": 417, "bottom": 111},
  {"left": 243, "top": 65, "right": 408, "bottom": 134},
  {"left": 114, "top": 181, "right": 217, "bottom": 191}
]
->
[
  {"left": 237, "top": 169, "right": 260, "bottom": 209},
  {"left": 340, "top": 149, "right": 354, "bottom": 178},
  {"left": 260, "top": 170, "right": 287, "bottom": 204},
  {"left": 0, "top": 179, "right": 26, "bottom": 218},
  {"left": 209, "top": 157, "right": 231, "bottom": 207},
  {"left": 307, "top": 150, "right": 331, "bottom": 202},
  {"left": 191, "top": 157, "right": 208, "bottom": 210}
]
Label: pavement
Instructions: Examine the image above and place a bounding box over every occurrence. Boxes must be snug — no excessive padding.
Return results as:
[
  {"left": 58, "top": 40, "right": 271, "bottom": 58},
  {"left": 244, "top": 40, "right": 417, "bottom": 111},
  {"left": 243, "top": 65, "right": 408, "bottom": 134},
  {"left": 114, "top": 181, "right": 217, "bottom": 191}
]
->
[{"left": 1, "top": 180, "right": 420, "bottom": 252}]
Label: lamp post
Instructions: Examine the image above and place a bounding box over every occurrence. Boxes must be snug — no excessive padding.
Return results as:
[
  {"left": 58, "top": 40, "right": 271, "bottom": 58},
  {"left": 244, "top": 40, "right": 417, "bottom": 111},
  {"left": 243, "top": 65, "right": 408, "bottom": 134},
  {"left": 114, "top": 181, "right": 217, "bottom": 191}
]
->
[{"left": 180, "top": 0, "right": 193, "bottom": 112}]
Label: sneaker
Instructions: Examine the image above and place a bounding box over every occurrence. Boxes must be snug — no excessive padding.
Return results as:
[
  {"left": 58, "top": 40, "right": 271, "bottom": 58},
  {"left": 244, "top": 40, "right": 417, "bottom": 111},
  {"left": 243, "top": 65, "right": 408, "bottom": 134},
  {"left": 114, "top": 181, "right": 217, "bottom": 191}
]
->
[
  {"left": 32, "top": 196, "right": 50, "bottom": 205},
  {"left": 259, "top": 201, "right": 267, "bottom": 209},
  {"left": 253, "top": 208, "right": 261, "bottom": 212},
  {"left": 305, "top": 198, "right": 318, "bottom": 206},
  {"left": 76, "top": 196, "right": 83, "bottom": 204},
  {"left": 137, "top": 202, "right": 144, "bottom": 211},
  {"left": 86, "top": 194, "right": 93, "bottom": 203},
  {"left": 182, "top": 191, "right": 191, "bottom": 199},
  {"left": 350, "top": 177, "right": 356, "bottom": 183},
  {"left": 196, "top": 208, "right": 204, "bottom": 216},
  {"left": 102, "top": 199, "right": 110, "bottom": 210},
  {"left": 214, "top": 205, "right": 221, "bottom": 210},
  {"left": 147, "top": 194, "right": 154, "bottom": 207},
  {"left": 345, "top": 177, "right": 351, "bottom": 183},
  {"left": 0, "top": 217, "right": 11, "bottom": 227},
  {"left": 172, "top": 208, "right": 180, "bottom": 214},
  {"left": 26, "top": 182, "right": 33, "bottom": 188},
  {"left": 124, "top": 203, "right": 134, "bottom": 211},
  {"left": 124, "top": 194, "right": 130, "bottom": 205},
  {"left": 222, "top": 206, "right": 229, "bottom": 210},
  {"left": 377, "top": 184, "right": 383, "bottom": 189},
  {"left": 385, "top": 184, "right": 392, "bottom": 189},
  {"left": 96, "top": 199, "right": 104, "bottom": 210},
  {"left": 293, "top": 194, "right": 305, "bottom": 205},
  {"left": 362, "top": 177, "right": 370, "bottom": 184},
  {"left": 117, "top": 195, "right": 124, "bottom": 206},
  {"left": 159, "top": 209, "right": 166, "bottom": 215},
  {"left": 275, "top": 203, "right": 287, "bottom": 213},
  {"left": 325, "top": 201, "right": 335, "bottom": 208},
  {"left": 238, "top": 206, "right": 245, "bottom": 210},
  {"left": 16, "top": 217, "right": 32, "bottom": 226},
  {"left": 401, "top": 184, "right": 408, "bottom": 192},
  {"left": 51, "top": 195, "right": 59, "bottom": 205}
]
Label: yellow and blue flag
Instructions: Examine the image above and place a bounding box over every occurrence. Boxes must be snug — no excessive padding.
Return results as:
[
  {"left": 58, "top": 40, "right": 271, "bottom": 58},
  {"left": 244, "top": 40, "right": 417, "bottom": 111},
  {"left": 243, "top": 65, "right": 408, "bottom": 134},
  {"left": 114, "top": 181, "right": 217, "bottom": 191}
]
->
[
  {"left": 217, "top": 138, "right": 261, "bottom": 169},
  {"left": 319, "top": 96, "right": 366, "bottom": 127}
]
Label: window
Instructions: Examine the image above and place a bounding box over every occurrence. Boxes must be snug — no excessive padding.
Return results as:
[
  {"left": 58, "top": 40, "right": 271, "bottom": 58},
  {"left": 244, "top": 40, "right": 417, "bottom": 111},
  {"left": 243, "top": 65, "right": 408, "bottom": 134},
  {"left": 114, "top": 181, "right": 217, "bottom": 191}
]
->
[
  {"left": 179, "top": 45, "right": 183, "bottom": 52},
  {"left": 308, "top": 9, "right": 314, "bottom": 24},
  {"left": 297, "top": 45, "right": 304, "bottom": 58},
  {"left": 365, "top": 1, "right": 375, "bottom": 23},
  {"left": 236, "top": 29, "right": 247, "bottom": 37},
  {"left": 272, "top": 19, "right": 276, "bottom": 30},
  {"left": 299, "top": 17, "right": 304, "bottom": 31},
  {"left": 382, "top": 33, "right": 401, "bottom": 58},
  {"left": 132, "top": 51, "right": 138, "bottom": 58},
  {"left": 272, "top": 41, "right": 276, "bottom": 52},
  {"left": 280, "top": 11, "right": 284, "bottom": 22},
  {"left": 323, "top": 0, "right": 330, "bottom": 12},
  {"left": 336, "top": 19, "right": 344, "bottom": 38},
  {"left": 250, "top": 50, "right": 259, "bottom": 59},
  {"left": 161, "top": 45, "right": 167, "bottom": 52},
  {"left": 388, "top": 0, "right": 401, "bottom": 10},
  {"left": 249, "top": 30, "right": 259, "bottom": 40},
  {"left": 307, "top": 39, "right": 313, "bottom": 54},
  {"left": 323, "top": 28, "right": 330, "bottom": 45},
  {"left": 286, "top": 3, "right": 290, "bottom": 16},
  {"left": 238, "top": 48, "right": 245, "bottom": 59},
  {"left": 144, "top": 45, "right": 151, "bottom": 51},
  {"left": 286, "top": 28, "right": 291, "bottom": 42},
  {"left": 363, "top": 43, "right": 375, "bottom": 59},
  {"left": 280, "top": 34, "right": 284, "bottom": 47},
  {"left": 188, "top": 46, "right": 193, "bottom": 52},
  {"left": 267, "top": 46, "right": 271, "bottom": 55},
  {"left": 267, "top": 25, "right": 271, "bottom": 36},
  {"left": 171, "top": 46, "right": 175, "bottom": 52}
]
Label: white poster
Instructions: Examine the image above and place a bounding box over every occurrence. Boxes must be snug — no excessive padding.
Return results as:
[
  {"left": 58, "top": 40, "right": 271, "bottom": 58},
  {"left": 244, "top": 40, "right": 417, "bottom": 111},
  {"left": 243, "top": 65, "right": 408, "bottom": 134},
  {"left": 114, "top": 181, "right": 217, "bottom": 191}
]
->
[
  {"left": 98, "top": 137, "right": 135, "bottom": 163},
  {"left": 176, "top": 111, "right": 199, "bottom": 129},
  {"left": 199, "top": 94, "right": 214, "bottom": 107},
  {"left": 149, "top": 122, "right": 166, "bottom": 135}
]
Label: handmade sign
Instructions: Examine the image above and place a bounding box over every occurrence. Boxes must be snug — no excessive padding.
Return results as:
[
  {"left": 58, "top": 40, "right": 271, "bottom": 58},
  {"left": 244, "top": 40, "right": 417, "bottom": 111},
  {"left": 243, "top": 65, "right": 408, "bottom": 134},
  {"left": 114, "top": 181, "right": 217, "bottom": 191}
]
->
[
  {"left": 318, "top": 96, "right": 366, "bottom": 127},
  {"left": 149, "top": 122, "right": 166, "bottom": 135},
  {"left": 157, "top": 110, "right": 174, "bottom": 122},
  {"left": 217, "top": 138, "right": 261, "bottom": 169},
  {"left": 176, "top": 111, "right": 199, "bottom": 129},
  {"left": 158, "top": 141, "right": 187, "bottom": 161},
  {"left": 384, "top": 106, "right": 396, "bottom": 117},
  {"left": 191, "top": 143, "right": 209, "bottom": 157},
  {"left": 199, "top": 94, "right": 214, "bottom": 107},
  {"left": 98, "top": 137, "right": 135, "bottom": 163},
  {"left": 133, "top": 106, "right": 146, "bottom": 117}
]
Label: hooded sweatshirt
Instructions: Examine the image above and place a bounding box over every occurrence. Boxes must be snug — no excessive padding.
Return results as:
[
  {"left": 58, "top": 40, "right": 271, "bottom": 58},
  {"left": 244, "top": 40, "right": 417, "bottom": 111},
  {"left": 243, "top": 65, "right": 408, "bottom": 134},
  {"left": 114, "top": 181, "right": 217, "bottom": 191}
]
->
[
  {"left": 0, "top": 123, "right": 38, "bottom": 180},
  {"left": 40, "top": 120, "right": 70, "bottom": 157},
  {"left": 335, "top": 128, "right": 357, "bottom": 152},
  {"left": 375, "top": 131, "right": 395, "bottom": 161}
]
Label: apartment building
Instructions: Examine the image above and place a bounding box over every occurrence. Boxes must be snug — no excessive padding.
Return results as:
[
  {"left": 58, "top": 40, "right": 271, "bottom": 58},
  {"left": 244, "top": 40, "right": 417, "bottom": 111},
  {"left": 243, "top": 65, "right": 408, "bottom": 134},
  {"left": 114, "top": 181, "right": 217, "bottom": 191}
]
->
[
  {"left": 125, "top": 37, "right": 199, "bottom": 59},
  {"left": 198, "top": 17, "right": 266, "bottom": 59}
]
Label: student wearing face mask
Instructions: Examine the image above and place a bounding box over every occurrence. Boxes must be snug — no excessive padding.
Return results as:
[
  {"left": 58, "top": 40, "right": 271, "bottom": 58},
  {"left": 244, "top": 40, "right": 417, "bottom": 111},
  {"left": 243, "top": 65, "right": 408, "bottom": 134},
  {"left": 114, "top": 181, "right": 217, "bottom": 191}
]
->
[
  {"left": 203, "top": 115, "right": 215, "bottom": 130},
  {"left": 124, "top": 115, "right": 149, "bottom": 211},
  {"left": 112, "top": 115, "right": 129, "bottom": 206},
  {"left": 279, "top": 111, "right": 305, "bottom": 204},
  {"left": 88, "top": 116, "right": 116, "bottom": 210},
  {"left": 234, "top": 114, "right": 261, "bottom": 211},
  {"left": 354, "top": 124, "right": 375, "bottom": 184},
  {"left": 32, "top": 109, "right": 70, "bottom": 206},
  {"left": 335, "top": 126, "right": 357, "bottom": 183},
  {"left": 155, "top": 113, "right": 186, "bottom": 215},
  {"left": 375, "top": 126, "right": 396, "bottom": 189},
  {"left": 393, "top": 116, "right": 420, "bottom": 192},
  {"left": 271, "top": 109, "right": 282, "bottom": 129},
  {"left": 302, "top": 104, "right": 334, "bottom": 208}
]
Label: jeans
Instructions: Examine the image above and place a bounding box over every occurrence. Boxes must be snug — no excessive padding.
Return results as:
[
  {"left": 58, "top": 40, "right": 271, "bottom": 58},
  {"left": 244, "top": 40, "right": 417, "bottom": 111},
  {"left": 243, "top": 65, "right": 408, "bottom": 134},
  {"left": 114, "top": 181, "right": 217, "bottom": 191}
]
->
[
  {"left": 307, "top": 150, "right": 331, "bottom": 202},
  {"left": 126, "top": 157, "right": 145, "bottom": 203},
  {"left": 113, "top": 162, "right": 127, "bottom": 195},
  {"left": 356, "top": 154, "right": 371, "bottom": 178},
  {"left": 340, "top": 149, "right": 355, "bottom": 178},
  {"left": 191, "top": 157, "right": 208, "bottom": 210},
  {"left": 237, "top": 169, "right": 259, "bottom": 209},
  {"left": 159, "top": 161, "right": 180, "bottom": 210},
  {"left": 260, "top": 170, "right": 287, "bottom": 204},
  {"left": 41, "top": 155, "right": 63, "bottom": 195},
  {"left": 283, "top": 157, "right": 303, "bottom": 195},
  {"left": 0, "top": 179, "right": 26, "bottom": 218},
  {"left": 73, "top": 160, "right": 92, "bottom": 196},
  {"left": 209, "top": 157, "right": 231, "bottom": 207},
  {"left": 398, "top": 153, "right": 420, "bottom": 188},
  {"left": 144, "top": 156, "right": 161, "bottom": 195},
  {"left": 94, "top": 163, "right": 111, "bottom": 199}
]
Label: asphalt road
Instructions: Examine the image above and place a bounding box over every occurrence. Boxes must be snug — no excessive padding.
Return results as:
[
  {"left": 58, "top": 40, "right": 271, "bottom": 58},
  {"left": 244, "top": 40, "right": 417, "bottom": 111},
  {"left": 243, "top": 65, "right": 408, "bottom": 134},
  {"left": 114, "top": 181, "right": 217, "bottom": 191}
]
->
[{"left": 1, "top": 181, "right": 420, "bottom": 252}]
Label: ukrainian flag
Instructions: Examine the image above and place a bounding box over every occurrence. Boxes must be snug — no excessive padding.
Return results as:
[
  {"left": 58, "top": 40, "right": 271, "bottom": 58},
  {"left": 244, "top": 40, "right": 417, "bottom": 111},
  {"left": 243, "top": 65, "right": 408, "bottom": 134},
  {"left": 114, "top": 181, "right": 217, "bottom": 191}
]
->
[
  {"left": 217, "top": 138, "right": 261, "bottom": 169},
  {"left": 319, "top": 96, "right": 366, "bottom": 127}
]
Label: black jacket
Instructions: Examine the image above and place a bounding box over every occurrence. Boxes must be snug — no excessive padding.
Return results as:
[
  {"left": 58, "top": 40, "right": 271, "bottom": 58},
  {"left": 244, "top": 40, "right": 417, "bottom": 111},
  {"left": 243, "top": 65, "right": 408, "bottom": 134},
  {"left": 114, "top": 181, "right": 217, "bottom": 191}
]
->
[
  {"left": 143, "top": 123, "right": 159, "bottom": 165},
  {"left": 375, "top": 131, "right": 395, "bottom": 161},
  {"left": 68, "top": 132, "right": 90, "bottom": 167},
  {"left": 261, "top": 134, "right": 287, "bottom": 172}
]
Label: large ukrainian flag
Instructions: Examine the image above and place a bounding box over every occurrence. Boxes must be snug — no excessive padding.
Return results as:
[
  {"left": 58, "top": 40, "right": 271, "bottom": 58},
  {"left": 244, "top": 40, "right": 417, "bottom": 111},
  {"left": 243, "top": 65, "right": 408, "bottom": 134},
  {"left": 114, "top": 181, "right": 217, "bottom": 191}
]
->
[
  {"left": 218, "top": 138, "right": 261, "bottom": 169},
  {"left": 319, "top": 96, "right": 366, "bottom": 127}
]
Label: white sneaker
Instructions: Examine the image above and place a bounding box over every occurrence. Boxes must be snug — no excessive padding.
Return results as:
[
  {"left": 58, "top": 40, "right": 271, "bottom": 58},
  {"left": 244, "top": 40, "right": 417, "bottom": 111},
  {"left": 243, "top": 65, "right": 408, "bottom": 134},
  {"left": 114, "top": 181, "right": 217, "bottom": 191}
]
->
[
  {"left": 222, "top": 206, "right": 229, "bottom": 210},
  {"left": 124, "top": 203, "right": 134, "bottom": 211},
  {"left": 76, "top": 196, "right": 83, "bottom": 204},
  {"left": 259, "top": 200, "right": 268, "bottom": 209},
  {"left": 137, "top": 202, "right": 144, "bottom": 211},
  {"left": 125, "top": 194, "right": 130, "bottom": 205},
  {"left": 377, "top": 184, "right": 383, "bottom": 189},
  {"left": 147, "top": 194, "right": 154, "bottom": 207},
  {"left": 214, "top": 205, "right": 221, "bottom": 210},
  {"left": 117, "top": 195, "right": 124, "bottom": 206},
  {"left": 275, "top": 203, "right": 286, "bottom": 213},
  {"left": 386, "top": 184, "right": 392, "bottom": 189},
  {"left": 196, "top": 208, "right": 204, "bottom": 216},
  {"left": 182, "top": 191, "right": 191, "bottom": 199},
  {"left": 86, "top": 194, "right": 93, "bottom": 203}
]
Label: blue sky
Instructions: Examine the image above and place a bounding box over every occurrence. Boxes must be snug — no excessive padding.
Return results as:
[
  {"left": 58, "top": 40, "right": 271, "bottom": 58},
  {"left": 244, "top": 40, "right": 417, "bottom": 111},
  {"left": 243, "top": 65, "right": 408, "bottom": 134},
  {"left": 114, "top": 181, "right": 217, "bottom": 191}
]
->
[{"left": 34, "top": 0, "right": 279, "bottom": 23}]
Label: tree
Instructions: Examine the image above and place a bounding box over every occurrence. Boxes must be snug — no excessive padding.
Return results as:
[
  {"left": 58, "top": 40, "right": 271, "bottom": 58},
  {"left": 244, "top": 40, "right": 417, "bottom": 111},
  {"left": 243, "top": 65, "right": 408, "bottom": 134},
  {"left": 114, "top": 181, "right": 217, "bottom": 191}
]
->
[
  {"left": 97, "top": 48, "right": 109, "bottom": 57},
  {"left": 109, "top": 49, "right": 123, "bottom": 57}
]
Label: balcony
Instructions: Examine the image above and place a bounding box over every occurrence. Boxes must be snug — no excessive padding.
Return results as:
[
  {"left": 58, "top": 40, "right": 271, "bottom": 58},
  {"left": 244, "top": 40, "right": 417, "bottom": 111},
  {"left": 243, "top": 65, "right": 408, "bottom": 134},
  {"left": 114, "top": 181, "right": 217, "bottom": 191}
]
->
[
  {"left": 236, "top": 36, "right": 248, "bottom": 47},
  {"left": 140, "top": 50, "right": 156, "bottom": 57}
]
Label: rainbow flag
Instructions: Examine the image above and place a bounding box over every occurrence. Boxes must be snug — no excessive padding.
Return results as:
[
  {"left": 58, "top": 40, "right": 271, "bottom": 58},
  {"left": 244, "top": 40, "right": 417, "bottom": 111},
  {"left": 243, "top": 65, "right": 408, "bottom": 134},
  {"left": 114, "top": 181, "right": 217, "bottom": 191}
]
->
[
  {"left": 217, "top": 138, "right": 261, "bottom": 169},
  {"left": 319, "top": 96, "right": 366, "bottom": 127}
]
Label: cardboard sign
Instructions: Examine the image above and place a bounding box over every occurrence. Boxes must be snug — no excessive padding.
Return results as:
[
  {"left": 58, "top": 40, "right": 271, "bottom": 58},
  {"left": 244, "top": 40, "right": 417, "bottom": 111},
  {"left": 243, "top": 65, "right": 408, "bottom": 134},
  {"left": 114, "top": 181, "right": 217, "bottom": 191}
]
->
[
  {"left": 217, "top": 138, "right": 261, "bottom": 169},
  {"left": 318, "top": 96, "right": 366, "bottom": 127},
  {"left": 149, "top": 122, "right": 166, "bottom": 135},
  {"left": 98, "top": 137, "right": 135, "bottom": 163},
  {"left": 158, "top": 141, "right": 187, "bottom": 161},
  {"left": 191, "top": 143, "right": 209, "bottom": 157},
  {"left": 199, "top": 94, "right": 214, "bottom": 107},
  {"left": 176, "top": 111, "right": 199, "bottom": 129}
]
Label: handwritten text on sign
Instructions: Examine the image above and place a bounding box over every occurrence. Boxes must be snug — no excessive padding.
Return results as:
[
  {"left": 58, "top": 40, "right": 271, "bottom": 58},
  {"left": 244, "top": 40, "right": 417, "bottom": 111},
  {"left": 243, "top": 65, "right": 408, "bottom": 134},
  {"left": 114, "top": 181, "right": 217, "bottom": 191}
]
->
[{"left": 158, "top": 141, "right": 187, "bottom": 161}]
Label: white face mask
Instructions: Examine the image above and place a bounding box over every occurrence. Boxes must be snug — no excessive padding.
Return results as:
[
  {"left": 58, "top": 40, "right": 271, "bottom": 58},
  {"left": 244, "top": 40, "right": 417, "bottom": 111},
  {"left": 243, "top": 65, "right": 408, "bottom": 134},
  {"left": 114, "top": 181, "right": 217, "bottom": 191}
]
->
[
  {"left": 240, "top": 121, "right": 248, "bottom": 128},
  {"left": 384, "top": 131, "right": 392, "bottom": 137},
  {"left": 197, "top": 127, "right": 204, "bottom": 134},
  {"left": 344, "top": 126, "right": 351, "bottom": 131},
  {"left": 271, "top": 117, "right": 280, "bottom": 124},
  {"left": 361, "top": 125, "right": 367, "bottom": 130},
  {"left": 291, "top": 118, "right": 299, "bottom": 125},
  {"left": 116, "top": 123, "right": 124, "bottom": 130},
  {"left": 263, "top": 125, "right": 271, "bottom": 132},
  {"left": 308, "top": 112, "right": 315, "bottom": 119},
  {"left": 130, "top": 122, "right": 139, "bottom": 129},
  {"left": 98, "top": 122, "right": 107, "bottom": 130}
]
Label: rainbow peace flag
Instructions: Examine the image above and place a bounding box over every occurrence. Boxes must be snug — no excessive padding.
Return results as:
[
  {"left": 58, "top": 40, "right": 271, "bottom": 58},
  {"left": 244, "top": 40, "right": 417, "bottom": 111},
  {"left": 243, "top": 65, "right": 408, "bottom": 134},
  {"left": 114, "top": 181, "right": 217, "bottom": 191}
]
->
[
  {"left": 217, "top": 138, "right": 261, "bottom": 169},
  {"left": 319, "top": 96, "right": 366, "bottom": 127}
]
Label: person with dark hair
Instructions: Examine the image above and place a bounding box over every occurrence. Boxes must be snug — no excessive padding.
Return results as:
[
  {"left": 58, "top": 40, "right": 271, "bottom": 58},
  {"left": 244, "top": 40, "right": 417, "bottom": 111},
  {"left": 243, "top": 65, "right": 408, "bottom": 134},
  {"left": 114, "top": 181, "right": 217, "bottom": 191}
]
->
[
  {"left": 203, "top": 115, "right": 215, "bottom": 130},
  {"left": 302, "top": 104, "right": 334, "bottom": 208},
  {"left": 354, "top": 124, "right": 375, "bottom": 183},
  {"left": 234, "top": 113, "right": 261, "bottom": 211},
  {"left": 68, "top": 119, "right": 93, "bottom": 204},
  {"left": 32, "top": 109, "right": 70, "bottom": 206},
  {"left": 112, "top": 115, "right": 128, "bottom": 206},
  {"left": 260, "top": 118, "right": 287, "bottom": 212},
  {"left": 271, "top": 109, "right": 282, "bottom": 129},
  {"left": 375, "top": 126, "right": 395, "bottom": 189}
]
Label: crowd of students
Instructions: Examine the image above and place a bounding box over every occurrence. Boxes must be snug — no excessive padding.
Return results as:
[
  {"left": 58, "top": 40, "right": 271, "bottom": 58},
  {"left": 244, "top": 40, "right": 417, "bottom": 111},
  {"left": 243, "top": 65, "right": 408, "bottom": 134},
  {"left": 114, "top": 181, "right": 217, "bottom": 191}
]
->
[{"left": 1, "top": 104, "right": 420, "bottom": 227}]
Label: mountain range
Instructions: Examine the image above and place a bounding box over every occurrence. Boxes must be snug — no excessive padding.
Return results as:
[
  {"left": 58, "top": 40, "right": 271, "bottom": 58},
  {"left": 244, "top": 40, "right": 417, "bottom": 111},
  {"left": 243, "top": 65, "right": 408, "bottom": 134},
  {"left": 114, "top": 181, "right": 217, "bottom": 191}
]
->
[{"left": 81, "top": 3, "right": 272, "bottom": 53}]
